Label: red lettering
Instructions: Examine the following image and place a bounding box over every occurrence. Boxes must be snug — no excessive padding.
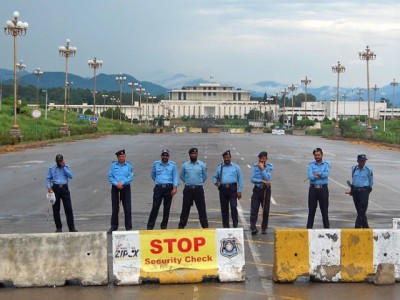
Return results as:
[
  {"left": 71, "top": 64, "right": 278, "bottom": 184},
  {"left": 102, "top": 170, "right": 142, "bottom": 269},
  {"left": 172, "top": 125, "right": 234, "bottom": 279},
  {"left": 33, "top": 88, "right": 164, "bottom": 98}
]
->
[
  {"left": 178, "top": 238, "right": 192, "bottom": 252},
  {"left": 150, "top": 239, "right": 162, "bottom": 254},
  {"left": 194, "top": 237, "right": 206, "bottom": 251},
  {"left": 164, "top": 238, "right": 177, "bottom": 253}
]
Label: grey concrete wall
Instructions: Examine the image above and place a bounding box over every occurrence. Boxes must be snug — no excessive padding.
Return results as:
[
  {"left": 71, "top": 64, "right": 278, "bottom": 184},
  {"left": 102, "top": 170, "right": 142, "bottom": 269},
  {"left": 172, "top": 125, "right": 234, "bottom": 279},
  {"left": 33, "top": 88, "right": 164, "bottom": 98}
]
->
[{"left": 0, "top": 232, "right": 108, "bottom": 287}]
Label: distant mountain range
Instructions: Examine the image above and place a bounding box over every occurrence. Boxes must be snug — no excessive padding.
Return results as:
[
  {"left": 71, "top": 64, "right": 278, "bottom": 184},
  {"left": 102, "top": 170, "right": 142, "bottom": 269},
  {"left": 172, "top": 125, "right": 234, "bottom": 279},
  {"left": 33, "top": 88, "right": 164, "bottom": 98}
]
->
[{"left": 1, "top": 68, "right": 398, "bottom": 106}]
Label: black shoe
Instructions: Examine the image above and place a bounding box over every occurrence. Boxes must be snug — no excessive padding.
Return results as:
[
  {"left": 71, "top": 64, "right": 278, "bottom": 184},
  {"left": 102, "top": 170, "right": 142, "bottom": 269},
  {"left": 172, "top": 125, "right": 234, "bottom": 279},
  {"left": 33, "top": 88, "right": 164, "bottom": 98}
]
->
[
  {"left": 55, "top": 228, "right": 62, "bottom": 233},
  {"left": 251, "top": 229, "right": 258, "bottom": 235},
  {"left": 107, "top": 228, "right": 115, "bottom": 234},
  {"left": 69, "top": 228, "right": 78, "bottom": 232},
  {"left": 261, "top": 230, "right": 267, "bottom": 234}
]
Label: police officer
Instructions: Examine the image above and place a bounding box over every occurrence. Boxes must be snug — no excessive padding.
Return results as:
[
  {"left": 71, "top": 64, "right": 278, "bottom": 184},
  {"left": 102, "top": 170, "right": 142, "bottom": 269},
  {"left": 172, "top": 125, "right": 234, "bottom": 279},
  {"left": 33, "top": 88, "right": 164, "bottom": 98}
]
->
[
  {"left": 108, "top": 149, "right": 134, "bottom": 234},
  {"left": 307, "top": 147, "right": 331, "bottom": 229},
  {"left": 213, "top": 150, "right": 244, "bottom": 228},
  {"left": 178, "top": 147, "right": 208, "bottom": 229},
  {"left": 147, "top": 149, "right": 179, "bottom": 230},
  {"left": 351, "top": 154, "right": 373, "bottom": 228},
  {"left": 250, "top": 151, "right": 273, "bottom": 235},
  {"left": 46, "top": 154, "right": 77, "bottom": 232}
]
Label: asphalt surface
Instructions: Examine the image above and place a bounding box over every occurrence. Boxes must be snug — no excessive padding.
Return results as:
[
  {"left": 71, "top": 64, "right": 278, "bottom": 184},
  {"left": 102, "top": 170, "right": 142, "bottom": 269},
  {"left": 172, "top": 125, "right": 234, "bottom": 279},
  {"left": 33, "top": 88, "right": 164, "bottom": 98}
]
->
[{"left": 1, "top": 133, "right": 400, "bottom": 300}]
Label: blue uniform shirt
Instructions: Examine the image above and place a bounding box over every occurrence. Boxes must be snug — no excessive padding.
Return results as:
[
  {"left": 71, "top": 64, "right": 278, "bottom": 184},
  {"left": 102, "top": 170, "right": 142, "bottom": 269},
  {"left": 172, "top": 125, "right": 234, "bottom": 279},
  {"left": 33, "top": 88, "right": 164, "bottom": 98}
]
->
[
  {"left": 352, "top": 165, "right": 373, "bottom": 188},
  {"left": 151, "top": 160, "right": 179, "bottom": 187},
  {"left": 46, "top": 164, "right": 74, "bottom": 188},
  {"left": 250, "top": 162, "right": 273, "bottom": 187},
  {"left": 308, "top": 160, "right": 331, "bottom": 185},
  {"left": 213, "top": 162, "right": 244, "bottom": 192},
  {"left": 108, "top": 161, "right": 134, "bottom": 186},
  {"left": 180, "top": 160, "right": 208, "bottom": 185}
]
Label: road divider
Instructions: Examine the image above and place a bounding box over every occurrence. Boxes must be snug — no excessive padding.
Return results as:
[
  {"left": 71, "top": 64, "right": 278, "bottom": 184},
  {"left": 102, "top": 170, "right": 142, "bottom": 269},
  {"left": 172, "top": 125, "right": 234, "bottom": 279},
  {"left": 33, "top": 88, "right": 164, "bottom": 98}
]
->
[
  {"left": 273, "top": 228, "right": 400, "bottom": 282},
  {"left": 112, "top": 228, "right": 245, "bottom": 285},
  {"left": 0, "top": 232, "right": 108, "bottom": 287}
]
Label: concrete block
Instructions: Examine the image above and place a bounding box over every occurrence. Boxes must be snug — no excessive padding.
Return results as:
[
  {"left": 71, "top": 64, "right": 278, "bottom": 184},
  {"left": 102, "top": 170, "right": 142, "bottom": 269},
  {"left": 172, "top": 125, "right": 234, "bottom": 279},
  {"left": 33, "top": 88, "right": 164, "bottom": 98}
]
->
[{"left": 0, "top": 232, "right": 108, "bottom": 287}]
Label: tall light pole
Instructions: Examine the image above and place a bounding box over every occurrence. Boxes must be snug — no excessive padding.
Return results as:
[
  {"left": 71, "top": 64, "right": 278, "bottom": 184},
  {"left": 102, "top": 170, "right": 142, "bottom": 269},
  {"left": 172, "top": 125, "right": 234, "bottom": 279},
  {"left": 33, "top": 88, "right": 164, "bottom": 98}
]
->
[
  {"left": 59, "top": 39, "right": 77, "bottom": 132},
  {"left": 280, "top": 88, "right": 288, "bottom": 125},
  {"left": 332, "top": 61, "right": 345, "bottom": 127},
  {"left": 15, "top": 60, "right": 26, "bottom": 107},
  {"left": 356, "top": 89, "right": 363, "bottom": 119},
  {"left": 301, "top": 76, "right": 311, "bottom": 120},
  {"left": 102, "top": 94, "right": 108, "bottom": 117},
  {"left": 33, "top": 67, "right": 43, "bottom": 107},
  {"left": 4, "top": 11, "right": 28, "bottom": 137},
  {"left": 359, "top": 45, "right": 376, "bottom": 129},
  {"left": 342, "top": 93, "right": 347, "bottom": 117},
  {"left": 88, "top": 57, "right": 103, "bottom": 120},
  {"left": 136, "top": 84, "right": 145, "bottom": 122},
  {"left": 42, "top": 89, "right": 48, "bottom": 120},
  {"left": 288, "top": 84, "right": 297, "bottom": 127},
  {"left": 127, "top": 81, "right": 137, "bottom": 123},
  {"left": 372, "top": 84, "right": 379, "bottom": 119},
  {"left": 110, "top": 96, "right": 116, "bottom": 120},
  {"left": 149, "top": 95, "right": 156, "bottom": 124},
  {"left": 390, "top": 78, "right": 398, "bottom": 118},
  {"left": 115, "top": 74, "right": 126, "bottom": 125}
]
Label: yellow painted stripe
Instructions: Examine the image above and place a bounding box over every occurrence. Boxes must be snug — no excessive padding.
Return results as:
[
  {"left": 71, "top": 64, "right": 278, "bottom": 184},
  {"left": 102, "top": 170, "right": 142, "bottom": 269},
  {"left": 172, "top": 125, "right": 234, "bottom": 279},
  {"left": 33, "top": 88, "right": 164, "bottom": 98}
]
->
[
  {"left": 273, "top": 229, "right": 309, "bottom": 282},
  {"left": 341, "top": 229, "right": 374, "bottom": 282}
]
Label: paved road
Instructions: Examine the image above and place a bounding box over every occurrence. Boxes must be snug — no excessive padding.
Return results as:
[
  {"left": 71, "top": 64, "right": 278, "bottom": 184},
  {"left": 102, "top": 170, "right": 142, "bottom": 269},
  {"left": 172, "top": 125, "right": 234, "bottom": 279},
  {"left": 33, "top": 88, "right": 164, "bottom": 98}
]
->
[{"left": 1, "top": 133, "right": 400, "bottom": 299}]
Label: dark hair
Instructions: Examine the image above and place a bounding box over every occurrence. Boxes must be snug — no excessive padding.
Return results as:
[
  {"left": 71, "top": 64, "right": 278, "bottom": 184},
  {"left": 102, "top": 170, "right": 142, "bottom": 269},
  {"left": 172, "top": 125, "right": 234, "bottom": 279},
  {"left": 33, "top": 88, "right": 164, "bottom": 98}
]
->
[{"left": 313, "top": 148, "right": 323, "bottom": 155}]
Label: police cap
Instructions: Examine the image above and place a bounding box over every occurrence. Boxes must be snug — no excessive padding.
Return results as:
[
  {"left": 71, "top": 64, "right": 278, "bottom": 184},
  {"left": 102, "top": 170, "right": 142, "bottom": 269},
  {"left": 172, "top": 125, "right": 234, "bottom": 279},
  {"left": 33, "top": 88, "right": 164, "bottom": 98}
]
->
[
  {"left": 115, "top": 149, "right": 125, "bottom": 156},
  {"left": 161, "top": 149, "right": 170, "bottom": 155},
  {"left": 188, "top": 147, "right": 198, "bottom": 154},
  {"left": 55, "top": 154, "right": 63, "bottom": 162},
  {"left": 357, "top": 154, "right": 367, "bottom": 161},
  {"left": 258, "top": 151, "right": 268, "bottom": 158},
  {"left": 222, "top": 150, "right": 231, "bottom": 157}
]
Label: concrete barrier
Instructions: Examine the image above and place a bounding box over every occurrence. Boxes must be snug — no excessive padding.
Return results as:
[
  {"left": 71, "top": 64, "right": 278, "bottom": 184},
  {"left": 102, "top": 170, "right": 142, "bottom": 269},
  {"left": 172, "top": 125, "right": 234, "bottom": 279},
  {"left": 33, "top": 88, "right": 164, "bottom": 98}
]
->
[
  {"left": 250, "top": 128, "right": 263, "bottom": 134},
  {"left": 273, "top": 229, "right": 400, "bottom": 283},
  {"left": 229, "top": 128, "right": 245, "bottom": 134},
  {"left": 0, "top": 232, "right": 108, "bottom": 287},
  {"left": 188, "top": 127, "right": 202, "bottom": 133},
  {"left": 207, "top": 128, "right": 221, "bottom": 133},
  {"left": 112, "top": 228, "right": 245, "bottom": 285}
]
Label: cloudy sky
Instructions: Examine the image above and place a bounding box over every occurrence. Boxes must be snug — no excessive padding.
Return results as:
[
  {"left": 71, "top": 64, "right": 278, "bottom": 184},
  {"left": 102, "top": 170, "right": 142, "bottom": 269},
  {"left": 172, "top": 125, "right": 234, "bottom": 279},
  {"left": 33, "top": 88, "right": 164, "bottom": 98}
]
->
[{"left": 0, "top": 0, "right": 399, "bottom": 89}]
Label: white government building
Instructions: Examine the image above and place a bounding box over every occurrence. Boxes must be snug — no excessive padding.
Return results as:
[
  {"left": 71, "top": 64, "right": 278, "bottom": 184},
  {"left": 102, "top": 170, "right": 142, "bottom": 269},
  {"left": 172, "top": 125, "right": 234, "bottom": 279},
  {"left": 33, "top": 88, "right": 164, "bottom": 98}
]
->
[{"left": 47, "top": 82, "right": 399, "bottom": 123}]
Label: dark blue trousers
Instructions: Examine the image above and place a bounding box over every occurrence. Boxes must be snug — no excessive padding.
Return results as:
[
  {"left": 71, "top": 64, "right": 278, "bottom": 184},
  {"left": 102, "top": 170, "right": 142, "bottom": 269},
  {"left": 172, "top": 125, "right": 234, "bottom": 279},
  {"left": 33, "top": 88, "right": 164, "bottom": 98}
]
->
[
  {"left": 52, "top": 184, "right": 75, "bottom": 231},
  {"left": 147, "top": 185, "right": 173, "bottom": 229},
  {"left": 111, "top": 184, "right": 132, "bottom": 230},
  {"left": 307, "top": 185, "right": 329, "bottom": 229}
]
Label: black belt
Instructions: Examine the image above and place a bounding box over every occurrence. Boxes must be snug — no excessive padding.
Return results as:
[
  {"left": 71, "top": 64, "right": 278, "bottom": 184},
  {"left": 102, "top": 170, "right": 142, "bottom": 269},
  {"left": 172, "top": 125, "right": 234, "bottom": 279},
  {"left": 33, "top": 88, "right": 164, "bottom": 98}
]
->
[
  {"left": 354, "top": 187, "right": 369, "bottom": 192},
  {"left": 221, "top": 183, "right": 237, "bottom": 188},
  {"left": 54, "top": 184, "right": 68, "bottom": 188},
  {"left": 254, "top": 185, "right": 265, "bottom": 189},
  {"left": 156, "top": 184, "right": 173, "bottom": 188},
  {"left": 311, "top": 184, "right": 327, "bottom": 189},
  {"left": 186, "top": 185, "right": 203, "bottom": 189}
]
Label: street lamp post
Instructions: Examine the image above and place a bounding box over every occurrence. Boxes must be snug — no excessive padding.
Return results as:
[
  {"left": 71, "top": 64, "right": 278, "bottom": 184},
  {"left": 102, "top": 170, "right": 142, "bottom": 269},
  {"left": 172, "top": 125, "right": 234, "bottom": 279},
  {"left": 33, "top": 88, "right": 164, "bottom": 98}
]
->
[
  {"left": 4, "top": 11, "right": 28, "bottom": 137},
  {"left": 136, "top": 84, "right": 145, "bottom": 123},
  {"left": 33, "top": 67, "right": 43, "bottom": 107},
  {"left": 342, "top": 93, "right": 347, "bottom": 118},
  {"left": 115, "top": 74, "right": 126, "bottom": 124},
  {"left": 288, "top": 84, "right": 297, "bottom": 127},
  {"left": 372, "top": 84, "right": 379, "bottom": 119},
  {"left": 127, "top": 81, "right": 137, "bottom": 123},
  {"left": 390, "top": 79, "right": 398, "bottom": 118},
  {"left": 356, "top": 89, "right": 363, "bottom": 119},
  {"left": 281, "top": 88, "right": 288, "bottom": 125},
  {"left": 110, "top": 96, "right": 116, "bottom": 120},
  {"left": 42, "top": 89, "right": 48, "bottom": 120},
  {"left": 15, "top": 60, "right": 26, "bottom": 108},
  {"left": 149, "top": 95, "right": 156, "bottom": 125},
  {"left": 102, "top": 94, "right": 108, "bottom": 117},
  {"left": 359, "top": 45, "right": 376, "bottom": 129},
  {"left": 332, "top": 61, "right": 345, "bottom": 128},
  {"left": 301, "top": 76, "right": 311, "bottom": 120},
  {"left": 66, "top": 81, "right": 73, "bottom": 111},
  {"left": 88, "top": 57, "right": 103, "bottom": 121},
  {"left": 59, "top": 39, "right": 77, "bottom": 133}
]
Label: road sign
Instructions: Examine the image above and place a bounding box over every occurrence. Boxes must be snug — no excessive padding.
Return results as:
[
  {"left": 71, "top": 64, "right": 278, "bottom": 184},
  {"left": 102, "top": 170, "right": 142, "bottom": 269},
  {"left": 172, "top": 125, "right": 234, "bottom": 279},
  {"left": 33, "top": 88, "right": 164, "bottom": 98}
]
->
[
  {"left": 32, "top": 109, "right": 41, "bottom": 119},
  {"left": 77, "top": 115, "right": 87, "bottom": 120},
  {"left": 89, "top": 117, "right": 99, "bottom": 122}
]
